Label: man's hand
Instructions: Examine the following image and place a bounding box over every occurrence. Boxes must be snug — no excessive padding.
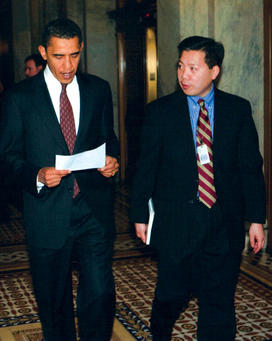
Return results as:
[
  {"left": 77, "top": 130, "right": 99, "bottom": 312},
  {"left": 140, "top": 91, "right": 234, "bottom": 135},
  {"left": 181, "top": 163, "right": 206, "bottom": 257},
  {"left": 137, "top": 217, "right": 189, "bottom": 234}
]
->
[
  {"left": 38, "top": 167, "right": 70, "bottom": 187},
  {"left": 98, "top": 156, "right": 119, "bottom": 178},
  {"left": 135, "top": 223, "right": 148, "bottom": 244},
  {"left": 249, "top": 223, "right": 265, "bottom": 254}
]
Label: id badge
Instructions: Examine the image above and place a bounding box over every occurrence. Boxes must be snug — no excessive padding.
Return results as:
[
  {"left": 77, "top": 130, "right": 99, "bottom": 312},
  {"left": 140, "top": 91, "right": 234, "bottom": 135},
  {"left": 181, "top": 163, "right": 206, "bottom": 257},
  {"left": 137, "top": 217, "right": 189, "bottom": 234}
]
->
[{"left": 197, "top": 144, "right": 210, "bottom": 164}]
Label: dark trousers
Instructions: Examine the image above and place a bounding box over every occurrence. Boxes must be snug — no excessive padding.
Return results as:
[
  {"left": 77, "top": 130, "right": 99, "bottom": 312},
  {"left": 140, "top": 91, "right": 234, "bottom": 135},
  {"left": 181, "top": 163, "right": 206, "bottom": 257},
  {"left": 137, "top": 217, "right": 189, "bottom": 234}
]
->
[
  {"left": 28, "top": 194, "right": 115, "bottom": 341},
  {"left": 151, "top": 201, "right": 242, "bottom": 341}
]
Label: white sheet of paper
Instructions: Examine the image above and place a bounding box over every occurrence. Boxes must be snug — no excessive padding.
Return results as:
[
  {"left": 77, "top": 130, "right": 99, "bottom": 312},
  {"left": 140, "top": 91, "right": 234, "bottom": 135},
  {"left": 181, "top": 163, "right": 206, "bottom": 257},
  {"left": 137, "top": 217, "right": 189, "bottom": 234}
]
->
[{"left": 55, "top": 143, "right": 105, "bottom": 171}]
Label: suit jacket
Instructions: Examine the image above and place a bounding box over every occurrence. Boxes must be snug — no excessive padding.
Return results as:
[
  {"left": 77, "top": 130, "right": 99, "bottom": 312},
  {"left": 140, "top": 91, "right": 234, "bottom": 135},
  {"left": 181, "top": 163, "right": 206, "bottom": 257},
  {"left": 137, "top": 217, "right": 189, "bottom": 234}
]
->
[
  {"left": 0, "top": 72, "right": 119, "bottom": 248},
  {"left": 130, "top": 88, "right": 266, "bottom": 257}
]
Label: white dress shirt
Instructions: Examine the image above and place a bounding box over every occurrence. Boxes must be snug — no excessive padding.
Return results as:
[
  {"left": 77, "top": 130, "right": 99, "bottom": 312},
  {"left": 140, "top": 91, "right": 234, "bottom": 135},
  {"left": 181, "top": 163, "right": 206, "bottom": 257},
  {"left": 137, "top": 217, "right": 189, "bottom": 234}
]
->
[
  {"left": 37, "top": 66, "right": 81, "bottom": 191},
  {"left": 43, "top": 65, "right": 80, "bottom": 133}
]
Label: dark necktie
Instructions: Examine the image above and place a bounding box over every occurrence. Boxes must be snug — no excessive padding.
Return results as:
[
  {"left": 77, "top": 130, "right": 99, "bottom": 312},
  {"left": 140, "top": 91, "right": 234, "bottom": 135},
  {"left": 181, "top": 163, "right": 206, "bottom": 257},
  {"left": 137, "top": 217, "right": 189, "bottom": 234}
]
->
[
  {"left": 60, "top": 83, "right": 80, "bottom": 198},
  {"left": 196, "top": 99, "right": 217, "bottom": 208}
]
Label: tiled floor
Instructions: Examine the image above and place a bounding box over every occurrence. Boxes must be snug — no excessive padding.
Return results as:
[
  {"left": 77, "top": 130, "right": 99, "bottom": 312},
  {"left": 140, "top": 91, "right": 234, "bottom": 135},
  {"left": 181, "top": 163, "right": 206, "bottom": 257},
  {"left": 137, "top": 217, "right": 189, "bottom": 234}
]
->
[
  {"left": 0, "top": 184, "right": 272, "bottom": 341},
  {"left": 0, "top": 257, "right": 271, "bottom": 340}
]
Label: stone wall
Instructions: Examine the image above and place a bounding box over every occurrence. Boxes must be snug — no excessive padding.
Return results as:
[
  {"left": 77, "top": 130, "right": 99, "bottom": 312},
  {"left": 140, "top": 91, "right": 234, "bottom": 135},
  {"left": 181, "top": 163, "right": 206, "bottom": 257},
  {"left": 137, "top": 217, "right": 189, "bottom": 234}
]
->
[{"left": 85, "top": 0, "right": 118, "bottom": 135}]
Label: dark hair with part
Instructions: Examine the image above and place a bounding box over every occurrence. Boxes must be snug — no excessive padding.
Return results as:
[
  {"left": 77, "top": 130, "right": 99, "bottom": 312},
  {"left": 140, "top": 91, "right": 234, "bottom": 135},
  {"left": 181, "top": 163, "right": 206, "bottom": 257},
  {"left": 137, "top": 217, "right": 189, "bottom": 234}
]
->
[
  {"left": 24, "top": 53, "right": 46, "bottom": 68},
  {"left": 178, "top": 36, "right": 224, "bottom": 68},
  {"left": 41, "top": 18, "right": 82, "bottom": 48}
]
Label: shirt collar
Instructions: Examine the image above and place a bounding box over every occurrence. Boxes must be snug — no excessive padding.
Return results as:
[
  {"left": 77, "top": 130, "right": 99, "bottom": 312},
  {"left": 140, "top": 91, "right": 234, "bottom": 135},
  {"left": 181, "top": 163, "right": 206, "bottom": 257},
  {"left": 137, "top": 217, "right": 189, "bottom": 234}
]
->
[{"left": 188, "top": 83, "right": 214, "bottom": 106}]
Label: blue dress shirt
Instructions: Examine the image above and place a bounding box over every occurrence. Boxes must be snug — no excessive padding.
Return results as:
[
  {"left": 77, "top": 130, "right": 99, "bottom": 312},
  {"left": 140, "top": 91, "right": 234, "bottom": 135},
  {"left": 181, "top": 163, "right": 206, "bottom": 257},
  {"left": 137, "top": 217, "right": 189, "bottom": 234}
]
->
[{"left": 187, "top": 85, "right": 215, "bottom": 152}]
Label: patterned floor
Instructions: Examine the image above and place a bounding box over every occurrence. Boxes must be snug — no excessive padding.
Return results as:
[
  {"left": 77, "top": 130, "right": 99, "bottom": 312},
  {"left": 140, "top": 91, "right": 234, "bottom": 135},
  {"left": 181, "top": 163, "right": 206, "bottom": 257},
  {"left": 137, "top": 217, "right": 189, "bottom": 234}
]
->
[
  {"left": 0, "top": 257, "right": 272, "bottom": 340},
  {"left": 0, "top": 184, "right": 272, "bottom": 340},
  {"left": 115, "top": 258, "right": 272, "bottom": 341},
  {"left": 0, "top": 320, "right": 134, "bottom": 341},
  {"left": 0, "top": 205, "right": 24, "bottom": 246}
]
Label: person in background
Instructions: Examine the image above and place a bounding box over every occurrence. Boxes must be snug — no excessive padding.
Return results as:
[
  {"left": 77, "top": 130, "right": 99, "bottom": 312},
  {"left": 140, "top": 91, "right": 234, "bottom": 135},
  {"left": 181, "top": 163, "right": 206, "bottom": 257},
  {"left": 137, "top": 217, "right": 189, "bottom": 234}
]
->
[
  {"left": 130, "top": 36, "right": 266, "bottom": 341},
  {"left": 0, "top": 18, "right": 119, "bottom": 341},
  {"left": 24, "top": 53, "right": 46, "bottom": 78}
]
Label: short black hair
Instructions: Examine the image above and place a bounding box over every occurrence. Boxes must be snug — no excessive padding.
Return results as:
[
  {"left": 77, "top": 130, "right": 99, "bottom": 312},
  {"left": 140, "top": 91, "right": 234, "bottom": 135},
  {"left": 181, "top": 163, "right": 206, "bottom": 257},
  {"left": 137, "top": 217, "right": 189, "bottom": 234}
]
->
[
  {"left": 24, "top": 53, "right": 46, "bottom": 68},
  {"left": 178, "top": 36, "right": 224, "bottom": 68},
  {"left": 41, "top": 18, "right": 82, "bottom": 48}
]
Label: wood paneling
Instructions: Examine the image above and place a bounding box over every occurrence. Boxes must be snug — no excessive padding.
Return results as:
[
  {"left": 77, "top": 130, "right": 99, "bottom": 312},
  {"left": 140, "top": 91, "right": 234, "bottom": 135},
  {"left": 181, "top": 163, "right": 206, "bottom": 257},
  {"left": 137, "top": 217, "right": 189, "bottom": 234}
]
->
[{"left": 115, "top": 0, "right": 157, "bottom": 182}]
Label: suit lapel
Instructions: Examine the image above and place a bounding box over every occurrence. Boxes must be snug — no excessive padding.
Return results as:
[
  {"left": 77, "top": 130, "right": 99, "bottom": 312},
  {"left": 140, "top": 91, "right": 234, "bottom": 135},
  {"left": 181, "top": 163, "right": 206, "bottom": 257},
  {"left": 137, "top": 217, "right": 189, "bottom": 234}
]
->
[
  {"left": 34, "top": 73, "right": 96, "bottom": 155},
  {"left": 73, "top": 74, "right": 95, "bottom": 153},
  {"left": 33, "top": 74, "right": 69, "bottom": 153},
  {"left": 213, "top": 88, "right": 227, "bottom": 160}
]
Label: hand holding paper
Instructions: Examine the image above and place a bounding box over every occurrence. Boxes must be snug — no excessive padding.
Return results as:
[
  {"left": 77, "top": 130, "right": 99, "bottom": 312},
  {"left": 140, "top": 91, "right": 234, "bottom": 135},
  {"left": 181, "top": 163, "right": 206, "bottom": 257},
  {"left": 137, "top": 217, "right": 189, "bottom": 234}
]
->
[
  {"left": 38, "top": 167, "right": 70, "bottom": 188},
  {"left": 98, "top": 155, "right": 119, "bottom": 178}
]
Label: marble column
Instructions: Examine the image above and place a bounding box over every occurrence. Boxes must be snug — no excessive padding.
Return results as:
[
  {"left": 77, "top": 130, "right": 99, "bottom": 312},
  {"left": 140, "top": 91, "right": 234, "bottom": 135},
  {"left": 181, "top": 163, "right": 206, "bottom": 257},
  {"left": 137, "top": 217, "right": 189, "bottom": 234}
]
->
[
  {"left": 11, "top": 0, "right": 31, "bottom": 82},
  {"left": 214, "top": 0, "right": 264, "bottom": 153},
  {"left": 157, "top": 0, "right": 181, "bottom": 96},
  {"left": 66, "top": 0, "right": 86, "bottom": 73},
  {"left": 85, "top": 0, "right": 119, "bottom": 135}
]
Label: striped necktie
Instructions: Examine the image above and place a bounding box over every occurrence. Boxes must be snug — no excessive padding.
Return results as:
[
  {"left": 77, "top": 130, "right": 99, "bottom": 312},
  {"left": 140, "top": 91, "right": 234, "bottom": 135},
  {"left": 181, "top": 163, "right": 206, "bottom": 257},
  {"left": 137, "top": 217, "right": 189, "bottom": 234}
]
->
[
  {"left": 60, "top": 83, "right": 80, "bottom": 198},
  {"left": 196, "top": 99, "right": 217, "bottom": 208}
]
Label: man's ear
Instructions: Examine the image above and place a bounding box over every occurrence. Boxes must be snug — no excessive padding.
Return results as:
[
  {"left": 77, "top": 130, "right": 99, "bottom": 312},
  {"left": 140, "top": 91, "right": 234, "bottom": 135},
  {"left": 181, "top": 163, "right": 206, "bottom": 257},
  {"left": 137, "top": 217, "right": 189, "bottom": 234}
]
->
[
  {"left": 38, "top": 45, "right": 47, "bottom": 61},
  {"left": 212, "top": 65, "right": 220, "bottom": 80}
]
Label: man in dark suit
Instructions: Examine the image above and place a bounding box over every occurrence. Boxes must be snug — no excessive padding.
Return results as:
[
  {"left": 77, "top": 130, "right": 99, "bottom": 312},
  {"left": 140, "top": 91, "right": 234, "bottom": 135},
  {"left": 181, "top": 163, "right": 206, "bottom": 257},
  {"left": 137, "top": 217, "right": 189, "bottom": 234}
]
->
[
  {"left": 0, "top": 19, "right": 119, "bottom": 341},
  {"left": 130, "top": 36, "right": 266, "bottom": 340}
]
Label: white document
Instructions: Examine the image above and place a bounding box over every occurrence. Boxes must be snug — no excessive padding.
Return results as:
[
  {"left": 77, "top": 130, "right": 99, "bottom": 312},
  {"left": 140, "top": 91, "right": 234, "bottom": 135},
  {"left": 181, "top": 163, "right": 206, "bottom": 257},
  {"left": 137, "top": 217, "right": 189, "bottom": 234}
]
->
[
  {"left": 146, "top": 198, "right": 155, "bottom": 245},
  {"left": 55, "top": 143, "right": 105, "bottom": 171}
]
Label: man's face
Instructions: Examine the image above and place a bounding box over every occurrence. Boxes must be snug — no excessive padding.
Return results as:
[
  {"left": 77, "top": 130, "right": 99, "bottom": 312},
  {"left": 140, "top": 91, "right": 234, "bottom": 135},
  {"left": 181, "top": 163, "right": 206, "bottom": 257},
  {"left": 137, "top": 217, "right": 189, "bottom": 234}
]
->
[
  {"left": 177, "top": 50, "right": 219, "bottom": 97},
  {"left": 25, "top": 59, "right": 42, "bottom": 78},
  {"left": 38, "top": 36, "right": 83, "bottom": 84}
]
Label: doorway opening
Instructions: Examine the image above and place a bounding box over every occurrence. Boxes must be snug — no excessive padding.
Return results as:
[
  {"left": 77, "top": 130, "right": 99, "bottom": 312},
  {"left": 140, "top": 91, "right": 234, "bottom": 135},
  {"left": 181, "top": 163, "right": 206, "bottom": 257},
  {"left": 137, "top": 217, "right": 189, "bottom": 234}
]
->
[{"left": 110, "top": 0, "right": 157, "bottom": 183}]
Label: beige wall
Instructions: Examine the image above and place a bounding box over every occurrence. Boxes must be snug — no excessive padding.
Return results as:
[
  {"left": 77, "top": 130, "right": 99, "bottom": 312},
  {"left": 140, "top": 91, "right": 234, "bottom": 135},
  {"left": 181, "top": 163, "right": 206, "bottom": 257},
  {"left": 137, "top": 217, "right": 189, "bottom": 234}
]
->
[{"left": 157, "top": 0, "right": 264, "bottom": 155}]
